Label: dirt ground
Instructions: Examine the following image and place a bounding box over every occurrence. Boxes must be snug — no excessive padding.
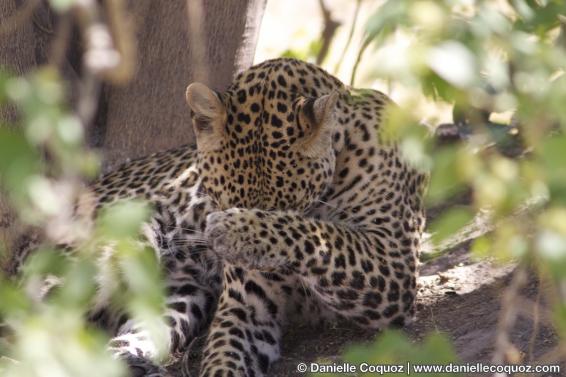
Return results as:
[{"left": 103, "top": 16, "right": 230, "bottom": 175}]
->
[
  {"left": 267, "top": 247, "right": 562, "bottom": 376},
  {"left": 176, "top": 242, "right": 564, "bottom": 376}
]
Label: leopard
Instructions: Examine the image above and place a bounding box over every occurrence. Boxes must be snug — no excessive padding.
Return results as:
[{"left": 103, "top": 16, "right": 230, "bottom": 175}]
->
[{"left": 8, "top": 58, "right": 428, "bottom": 377}]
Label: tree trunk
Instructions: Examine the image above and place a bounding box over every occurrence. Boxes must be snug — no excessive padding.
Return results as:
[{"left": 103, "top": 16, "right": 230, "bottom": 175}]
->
[
  {"left": 0, "top": 0, "right": 266, "bottom": 269},
  {"left": 94, "top": 0, "right": 266, "bottom": 169},
  {"left": 0, "top": 0, "right": 53, "bottom": 271}
]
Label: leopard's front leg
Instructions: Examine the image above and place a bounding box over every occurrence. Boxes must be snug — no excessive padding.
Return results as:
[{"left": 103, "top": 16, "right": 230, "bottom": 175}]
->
[
  {"left": 199, "top": 265, "right": 285, "bottom": 377},
  {"left": 206, "top": 208, "right": 419, "bottom": 329},
  {"left": 109, "top": 209, "right": 221, "bottom": 377},
  {"left": 108, "top": 264, "right": 219, "bottom": 377}
]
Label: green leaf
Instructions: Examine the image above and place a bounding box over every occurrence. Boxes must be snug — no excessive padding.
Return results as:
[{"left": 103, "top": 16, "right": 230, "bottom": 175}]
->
[
  {"left": 48, "top": 0, "right": 76, "bottom": 12},
  {"left": 0, "top": 279, "right": 30, "bottom": 317},
  {"left": 0, "top": 129, "right": 41, "bottom": 209},
  {"left": 365, "top": 0, "right": 408, "bottom": 40},
  {"left": 426, "top": 147, "right": 466, "bottom": 206},
  {"left": 539, "top": 135, "right": 566, "bottom": 185},
  {"left": 427, "top": 41, "right": 477, "bottom": 88},
  {"left": 96, "top": 199, "right": 151, "bottom": 239},
  {"left": 55, "top": 258, "right": 98, "bottom": 309},
  {"left": 471, "top": 236, "right": 491, "bottom": 259},
  {"left": 428, "top": 207, "right": 474, "bottom": 245},
  {"left": 553, "top": 303, "right": 566, "bottom": 340},
  {"left": 21, "top": 248, "right": 69, "bottom": 278},
  {"left": 341, "top": 330, "right": 459, "bottom": 377}
]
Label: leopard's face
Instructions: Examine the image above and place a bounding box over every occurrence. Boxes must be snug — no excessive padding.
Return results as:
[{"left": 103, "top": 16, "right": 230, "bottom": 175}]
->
[{"left": 185, "top": 82, "right": 339, "bottom": 212}]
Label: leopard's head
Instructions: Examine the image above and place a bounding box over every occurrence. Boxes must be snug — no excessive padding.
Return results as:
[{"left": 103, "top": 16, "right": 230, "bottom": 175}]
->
[{"left": 185, "top": 80, "right": 338, "bottom": 212}]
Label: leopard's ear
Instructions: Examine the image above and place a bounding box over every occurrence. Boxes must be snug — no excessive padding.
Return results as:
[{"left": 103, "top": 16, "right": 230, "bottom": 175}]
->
[
  {"left": 186, "top": 82, "right": 226, "bottom": 150},
  {"left": 297, "top": 91, "right": 339, "bottom": 156}
]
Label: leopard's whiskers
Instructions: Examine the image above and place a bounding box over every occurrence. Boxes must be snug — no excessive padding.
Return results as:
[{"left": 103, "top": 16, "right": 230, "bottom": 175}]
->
[{"left": 315, "top": 199, "right": 349, "bottom": 219}]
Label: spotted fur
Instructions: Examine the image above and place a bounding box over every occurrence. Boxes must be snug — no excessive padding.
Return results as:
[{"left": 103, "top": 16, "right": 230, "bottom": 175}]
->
[{"left": 13, "top": 58, "right": 428, "bottom": 377}]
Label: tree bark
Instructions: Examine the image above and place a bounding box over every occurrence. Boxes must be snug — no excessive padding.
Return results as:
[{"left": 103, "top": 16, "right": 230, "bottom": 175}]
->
[
  {"left": 94, "top": 0, "right": 266, "bottom": 169},
  {"left": 0, "top": 0, "right": 53, "bottom": 270}
]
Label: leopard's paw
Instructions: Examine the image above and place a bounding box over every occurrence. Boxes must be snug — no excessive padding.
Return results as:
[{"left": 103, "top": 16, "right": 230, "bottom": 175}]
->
[
  {"left": 120, "top": 354, "right": 171, "bottom": 377},
  {"left": 109, "top": 331, "right": 170, "bottom": 377},
  {"left": 205, "top": 209, "right": 287, "bottom": 270},
  {"left": 205, "top": 209, "right": 253, "bottom": 263}
]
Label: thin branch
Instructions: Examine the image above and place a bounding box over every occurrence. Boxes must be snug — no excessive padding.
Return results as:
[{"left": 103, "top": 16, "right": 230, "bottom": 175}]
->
[
  {"left": 48, "top": 13, "right": 72, "bottom": 68},
  {"left": 334, "top": 0, "right": 362, "bottom": 74},
  {"left": 72, "top": 0, "right": 135, "bottom": 84},
  {"left": 425, "top": 195, "right": 546, "bottom": 257},
  {"left": 556, "top": 15, "right": 566, "bottom": 50},
  {"left": 69, "top": 1, "right": 108, "bottom": 128},
  {"left": 516, "top": 344, "right": 566, "bottom": 377},
  {"left": 61, "top": 0, "right": 136, "bottom": 126},
  {"left": 102, "top": 0, "right": 136, "bottom": 83},
  {"left": 186, "top": 0, "right": 209, "bottom": 84},
  {"left": 75, "top": 68, "right": 101, "bottom": 129},
  {"left": 350, "top": 36, "right": 371, "bottom": 86},
  {"left": 316, "top": 0, "right": 340, "bottom": 65},
  {"left": 491, "top": 266, "right": 528, "bottom": 371},
  {"left": 527, "top": 286, "right": 542, "bottom": 362},
  {"left": 514, "top": 297, "right": 553, "bottom": 328}
]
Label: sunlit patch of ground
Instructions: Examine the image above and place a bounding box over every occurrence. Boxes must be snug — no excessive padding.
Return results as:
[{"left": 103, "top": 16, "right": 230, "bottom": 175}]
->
[{"left": 419, "top": 250, "right": 515, "bottom": 299}]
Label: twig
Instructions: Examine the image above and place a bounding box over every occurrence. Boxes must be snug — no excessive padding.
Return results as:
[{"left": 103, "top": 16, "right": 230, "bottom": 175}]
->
[
  {"left": 555, "top": 15, "right": 566, "bottom": 51},
  {"left": 535, "top": 343, "right": 566, "bottom": 365},
  {"left": 491, "top": 266, "right": 528, "bottom": 375},
  {"left": 514, "top": 270, "right": 566, "bottom": 377},
  {"left": 102, "top": 0, "right": 136, "bottom": 83},
  {"left": 516, "top": 344, "right": 566, "bottom": 377},
  {"left": 316, "top": 0, "right": 340, "bottom": 65},
  {"left": 186, "top": 0, "right": 209, "bottom": 84},
  {"left": 48, "top": 13, "right": 72, "bottom": 68},
  {"left": 350, "top": 36, "right": 371, "bottom": 86},
  {"left": 424, "top": 195, "right": 547, "bottom": 257},
  {"left": 514, "top": 297, "right": 553, "bottom": 328},
  {"left": 65, "top": 0, "right": 135, "bottom": 124},
  {"left": 75, "top": 68, "right": 101, "bottom": 129},
  {"left": 334, "top": 0, "right": 362, "bottom": 74},
  {"left": 527, "top": 286, "right": 542, "bottom": 361},
  {"left": 72, "top": 0, "right": 135, "bottom": 83},
  {"left": 0, "top": 356, "right": 19, "bottom": 365},
  {"left": 0, "top": 0, "right": 41, "bottom": 36}
]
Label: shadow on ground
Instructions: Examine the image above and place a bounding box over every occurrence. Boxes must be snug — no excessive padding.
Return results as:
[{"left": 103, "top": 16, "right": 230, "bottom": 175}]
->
[
  {"left": 268, "top": 247, "right": 561, "bottom": 376},
  {"left": 175, "top": 244, "right": 563, "bottom": 376}
]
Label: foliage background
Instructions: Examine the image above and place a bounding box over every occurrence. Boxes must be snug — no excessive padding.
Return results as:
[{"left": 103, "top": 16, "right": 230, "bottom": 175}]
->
[{"left": 268, "top": 0, "right": 566, "bottom": 374}]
